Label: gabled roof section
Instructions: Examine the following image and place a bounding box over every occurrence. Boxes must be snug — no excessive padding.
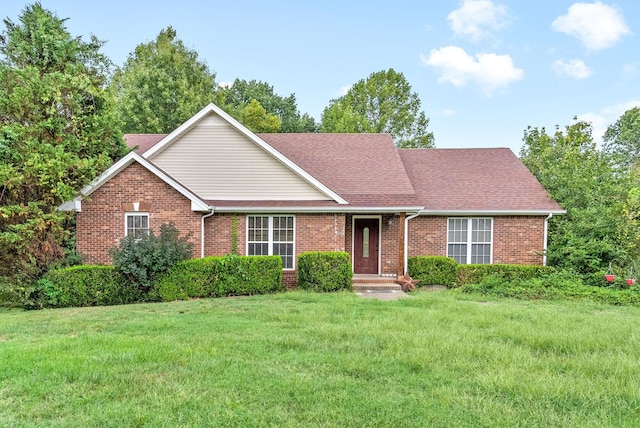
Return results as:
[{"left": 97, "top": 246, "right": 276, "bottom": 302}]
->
[
  {"left": 59, "top": 151, "right": 209, "bottom": 212},
  {"left": 260, "top": 133, "right": 421, "bottom": 208},
  {"left": 140, "top": 104, "right": 347, "bottom": 204},
  {"left": 399, "top": 148, "right": 565, "bottom": 214}
]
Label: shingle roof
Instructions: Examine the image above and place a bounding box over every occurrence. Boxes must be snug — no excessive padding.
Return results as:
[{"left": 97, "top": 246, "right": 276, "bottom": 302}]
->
[
  {"left": 123, "top": 132, "right": 563, "bottom": 213},
  {"left": 398, "top": 148, "right": 564, "bottom": 212}
]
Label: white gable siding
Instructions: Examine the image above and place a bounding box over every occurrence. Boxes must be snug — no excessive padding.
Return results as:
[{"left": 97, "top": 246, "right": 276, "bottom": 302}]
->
[{"left": 151, "top": 113, "right": 331, "bottom": 201}]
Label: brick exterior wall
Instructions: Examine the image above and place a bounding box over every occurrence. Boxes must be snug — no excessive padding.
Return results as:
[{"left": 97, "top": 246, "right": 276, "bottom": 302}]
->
[
  {"left": 407, "top": 215, "right": 545, "bottom": 265},
  {"left": 76, "top": 163, "right": 202, "bottom": 264}
]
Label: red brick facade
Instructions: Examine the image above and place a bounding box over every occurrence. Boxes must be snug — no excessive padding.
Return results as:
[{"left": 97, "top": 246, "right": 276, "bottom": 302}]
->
[
  {"left": 76, "top": 163, "right": 202, "bottom": 264},
  {"left": 75, "top": 164, "right": 546, "bottom": 284}
]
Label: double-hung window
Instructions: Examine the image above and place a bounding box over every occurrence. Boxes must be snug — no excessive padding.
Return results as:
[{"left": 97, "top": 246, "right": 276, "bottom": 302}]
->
[
  {"left": 247, "top": 215, "right": 295, "bottom": 269},
  {"left": 125, "top": 213, "right": 149, "bottom": 240},
  {"left": 447, "top": 218, "right": 492, "bottom": 264}
]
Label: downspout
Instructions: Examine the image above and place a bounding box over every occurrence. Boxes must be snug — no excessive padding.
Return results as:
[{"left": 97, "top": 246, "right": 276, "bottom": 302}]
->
[
  {"left": 404, "top": 212, "right": 421, "bottom": 274},
  {"left": 201, "top": 209, "right": 215, "bottom": 258},
  {"left": 543, "top": 213, "right": 553, "bottom": 266}
]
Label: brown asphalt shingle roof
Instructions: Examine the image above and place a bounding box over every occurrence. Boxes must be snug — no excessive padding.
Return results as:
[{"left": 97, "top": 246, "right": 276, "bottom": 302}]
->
[{"left": 124, "top": 133, "right": 563, "bottom": 212}]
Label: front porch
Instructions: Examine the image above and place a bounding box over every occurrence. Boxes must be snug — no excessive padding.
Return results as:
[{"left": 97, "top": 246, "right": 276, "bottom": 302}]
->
[{"left": 352, "top": 274, "right": 403, "bottom": 292}]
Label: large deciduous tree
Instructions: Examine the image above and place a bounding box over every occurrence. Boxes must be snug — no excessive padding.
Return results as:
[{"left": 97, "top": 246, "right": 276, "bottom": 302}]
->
[
  {"left": 520, "top": 120, "right": 637, "bottom": 273},
  {"left": 0, "top": 3, "right": 128, "bottom": 282},
  {"left": 215, "top": 79, "right": 316, "bottom": 133},
  {"left": 320, "top": 69, "right": 434, "bottom": 148},
  {"left": 603, "top": 107, "right": 640, "bottom": 169},
  {"left": 109, "top": 27, "right": 216, "bottom": 133}
]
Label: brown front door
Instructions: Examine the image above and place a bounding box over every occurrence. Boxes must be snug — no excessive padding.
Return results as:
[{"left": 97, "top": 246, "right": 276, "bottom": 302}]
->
[{"left": 354, "top": 218, "right": 379, "bottom": 274}]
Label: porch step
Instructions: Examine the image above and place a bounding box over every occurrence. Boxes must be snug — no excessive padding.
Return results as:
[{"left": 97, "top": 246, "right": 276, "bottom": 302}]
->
[{"left": 352, "top": 282, "right": 402, "bottom": 292}]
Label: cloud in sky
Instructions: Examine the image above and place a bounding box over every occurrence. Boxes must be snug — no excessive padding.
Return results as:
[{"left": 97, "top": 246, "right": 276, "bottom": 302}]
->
[
  {"left": 578, "top": 100, "right": 640, "bottom": 142},
  {"left": 422, "top": 46, "right": 523, "bottom": 96},
  {"left": 552, "top": 1, "right": 631, "bottom": 51},
  {"left": 552, "top": 59, "right": 592, "bottom": 79},
  {"left": 447, "top": 0, "right": 509, "bottom": 42}
]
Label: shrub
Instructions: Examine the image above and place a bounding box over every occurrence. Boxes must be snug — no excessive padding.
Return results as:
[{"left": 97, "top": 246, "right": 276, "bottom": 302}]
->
[
  {"left": 408, "top": 256, "right": 458, "bottom": 287},
  {"left": 154, "top": 255, "right": 283, "bottom": 301},
  {"left": 109, "top": 223, "right": 193, "bottom": 291},
  {"left": 297, "top": 252, "right": 352, "bottom": 292},
  {"left": 37, "top": 265, "right": 141, "bottom": 308},
  {"left": 456, "top": 264, "right": 550, "bottom": 287}
]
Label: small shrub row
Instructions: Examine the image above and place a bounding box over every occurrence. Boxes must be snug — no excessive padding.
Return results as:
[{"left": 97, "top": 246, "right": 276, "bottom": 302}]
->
[
  {"left": 154, "top": 254, "right": 283, "bottom": 301},
  {"left": 297, "top": 252, "right": 352, "bottom": 292},
  {"left": 460, "top": 269, "right": 640, "bottom": 306},
  {"left": 36, "top": 265, "right": 142, "bottom": 309},
  {"left": 456, "top": 264, "right": 551, "bottom": 287},
  {"left": 408, "top": 256, "right": 458, "bottom": 286}
]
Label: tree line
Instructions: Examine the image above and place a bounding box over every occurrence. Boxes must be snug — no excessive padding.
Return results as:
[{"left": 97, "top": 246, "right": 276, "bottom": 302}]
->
[{"left": 1, "top": 3, "right": 639, "bottom": 296}]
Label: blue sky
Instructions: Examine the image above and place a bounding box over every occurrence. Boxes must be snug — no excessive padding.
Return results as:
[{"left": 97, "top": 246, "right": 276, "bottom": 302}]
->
[{"left": 3, "top": 0, "right": 639, "bottom": 153}]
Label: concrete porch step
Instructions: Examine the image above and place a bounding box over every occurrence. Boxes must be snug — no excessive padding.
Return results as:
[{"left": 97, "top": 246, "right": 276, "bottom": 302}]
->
[{"left": 352, "top": 282, "right": 402, "bottom": 292}]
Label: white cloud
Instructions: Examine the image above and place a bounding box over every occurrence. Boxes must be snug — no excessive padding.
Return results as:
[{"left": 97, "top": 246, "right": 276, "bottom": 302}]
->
[
  {"left": 447, "top": 0, "right": 509, "bottom": 42},
  {"left": 578, "top": 100, "right": 640, "bottom": 142},
  {"left": 552, "top": 1, "right": 631, "bottom": 51},
  {"left": 422, "top": 46, "right": 524, "bottom": 96},
  {"left": 339, "top": 85, "right": 352, "bottom": 96},
  {"left": 217, "top": 81, "right": 233, "bottom": 89},
  {"left": 442, "top": 108, "right": 457, "bottom": 117},
  {"left": 552, "top": 59, "right": 592, "bottom": 79}
]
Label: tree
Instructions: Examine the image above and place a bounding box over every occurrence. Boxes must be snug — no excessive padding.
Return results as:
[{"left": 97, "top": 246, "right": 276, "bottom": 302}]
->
[
  {"left": 520, "top": 120, "right": 636, "bottom": 273},
  {"left": 320, "top": 69, "right": 434, "bottom": 148},
  {"left": 603, "top": 107, "right": 640, "bottom": 169},
  {"left": 215, "top": 79, "right": 317, "bottom": 132},
  {"left": 0, "top": 3, "right": 128, "bottom": 283},
  {"left": 239, "top": 99, "right": 282, "bottom": 133},
  {"left": 109, "top": 27, "right": 216, "bottom": 133}
]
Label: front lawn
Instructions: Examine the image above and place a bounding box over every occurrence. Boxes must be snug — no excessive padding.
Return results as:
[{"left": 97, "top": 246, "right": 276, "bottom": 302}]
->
[{"left": 1, "top": 291, "right": 639, "bottom": 427}]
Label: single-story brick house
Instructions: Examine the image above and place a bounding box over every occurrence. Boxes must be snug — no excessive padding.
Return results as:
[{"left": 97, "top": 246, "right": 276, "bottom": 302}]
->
[{"left": 61, "top": 103, "right": 564, "bottom": 286}]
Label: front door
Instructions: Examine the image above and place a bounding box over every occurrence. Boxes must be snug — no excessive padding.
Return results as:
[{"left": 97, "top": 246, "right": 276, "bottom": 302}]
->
[{"left": 354, "top": 218, "right": 379, "bottom": 274}]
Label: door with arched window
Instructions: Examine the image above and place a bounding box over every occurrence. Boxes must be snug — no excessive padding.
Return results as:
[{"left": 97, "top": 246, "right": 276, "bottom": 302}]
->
[{"left": 353, "top": 218, "right": 379, "bottom": 274}]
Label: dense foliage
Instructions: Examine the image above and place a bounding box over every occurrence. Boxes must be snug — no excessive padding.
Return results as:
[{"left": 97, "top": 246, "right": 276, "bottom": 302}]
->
[
  {"left": 408, "top": 256, "right": 458, "bottom": 286},
  {"left": 109, "top": 223, "right": 194, "bottom": 290},
  {"left": 321, "top": 69, "right": 434, "bottom": 148},
  {"left": 520, "top": 120, "right": 639, "bottom": 273},
  {"left": 456, "top": 264, "right": 550, "bottom": 287},
  {"left": 109, "top": 26, "right": 216, "bottom": 133},
  {"left": 0, "top": 3, "right": 127, "bottom": 286},
  {"left": 153, "top": 254, "right": 283, "bottom": 301},
  {"left": 297, "top": 252, "right": 353, "bottom": 292}
]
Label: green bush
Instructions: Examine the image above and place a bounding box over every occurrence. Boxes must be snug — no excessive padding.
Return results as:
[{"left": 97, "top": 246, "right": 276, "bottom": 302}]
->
[
  {"left": 154, "top": 255, "right": 283, "bottom": 301},
  {"left": 109, "top": 223, "right": 194, "bottom": 290},
  {"left": 297, "top": 252, "right": 352, "bottom": 292},
  {"left": 37, "top": 265, "right": 141, "bottom": 308},
  {"left": 456, "top": 264, "right": 550, "bottom": 287},
  {"left": 408, "top": 256, "right": 458, "bottom": 287}
]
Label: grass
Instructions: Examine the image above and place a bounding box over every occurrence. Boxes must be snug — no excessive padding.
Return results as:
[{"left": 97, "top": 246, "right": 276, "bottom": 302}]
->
[{"left": 1, "top": 290, "right": 640, "bottom": 427}]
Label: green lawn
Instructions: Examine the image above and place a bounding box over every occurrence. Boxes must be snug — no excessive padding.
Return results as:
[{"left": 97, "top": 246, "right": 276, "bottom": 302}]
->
[{"left": 1, "top": 290, "right": 639, "bottom": 427}]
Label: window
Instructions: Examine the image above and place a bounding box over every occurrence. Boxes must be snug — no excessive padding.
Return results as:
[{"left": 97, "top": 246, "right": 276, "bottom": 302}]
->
[
  {"left": 247, "top": 215, "right": 295, "bottom": 269},
  {"left": 125, "top": 213, "right": 149, "bottom": 240},
  {"left": 447, "top": 218, "right": 492, "bottom": 264}
]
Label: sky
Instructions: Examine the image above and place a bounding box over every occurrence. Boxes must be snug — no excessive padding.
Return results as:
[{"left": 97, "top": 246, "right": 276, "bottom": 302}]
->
[{"left": 3, "top": 0, "right": 640, "bottom": 154}]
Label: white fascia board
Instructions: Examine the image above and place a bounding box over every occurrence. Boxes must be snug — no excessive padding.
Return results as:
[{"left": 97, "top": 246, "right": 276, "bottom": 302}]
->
[
  {"left": 59, "top": 152, "right": 210, "bottom": 213},
  {"left": 142, "top": 103, "right": 347, "bottom": 205},
  {"left": 419, "top": 209, "right": 567, "bottom": 216},
  {"left": 213, "top": 205, "right": 425, "bottom": 214}
]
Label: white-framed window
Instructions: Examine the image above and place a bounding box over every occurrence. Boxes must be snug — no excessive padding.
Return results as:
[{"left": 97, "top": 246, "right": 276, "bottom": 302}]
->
[
  {"left": 247, "top": 215, "right": 295, "bottom": 269},
  {"left": 125, "top": 213, "right": 149, "bottom": 240},
  {"left": 447, "top": 218, "right": 492, "bottom": 264}
]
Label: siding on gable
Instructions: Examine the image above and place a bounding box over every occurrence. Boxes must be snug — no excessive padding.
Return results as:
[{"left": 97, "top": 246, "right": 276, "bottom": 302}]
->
[{"left": 150, "top": 113, "right": 332, "bottom": 201}]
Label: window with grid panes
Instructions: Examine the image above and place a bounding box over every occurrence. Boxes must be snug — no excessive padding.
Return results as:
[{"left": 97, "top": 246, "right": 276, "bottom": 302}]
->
[
  {"left": 447, "top": 218, "right": 492, "bottom": 264},
  {"left": 247, "top": 215, "right": 295, "bottom": 269},
  {"left": 125, "top": 213, "right": 149, "bottom": 240}
]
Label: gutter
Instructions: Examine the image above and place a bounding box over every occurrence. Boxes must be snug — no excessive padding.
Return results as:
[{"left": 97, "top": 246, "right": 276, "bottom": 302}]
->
[
  {"left": 403, "top": 212, "right": 421, "bottom": 275},
  {"left": 543, "top": 213, "right": 553, "bottom": 266},
  {"left": 201, "top": 209, "right": 215, "bottom": 258}
]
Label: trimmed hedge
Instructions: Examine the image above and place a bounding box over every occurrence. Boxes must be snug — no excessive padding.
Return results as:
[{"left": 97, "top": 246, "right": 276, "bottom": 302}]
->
[
  {"left": 456, "top": 264, "right": 551, "bottom": 287},
  {"left": 38, "top": 265, "right": 142, "bottom": 308},
  {"left": 408, "top": 256, "right": 458, "bottom": 287},
  {"left": 298, "top": 252, "right": 352, "bottom": 292},
  {"left": 154, "top": 255, "right": 283, "bottom": 301}
]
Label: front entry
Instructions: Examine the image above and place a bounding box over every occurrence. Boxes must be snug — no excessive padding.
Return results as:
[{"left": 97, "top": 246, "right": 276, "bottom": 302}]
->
[{"left": 353, "top": 218, "right": 380, "bottom": 274}]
